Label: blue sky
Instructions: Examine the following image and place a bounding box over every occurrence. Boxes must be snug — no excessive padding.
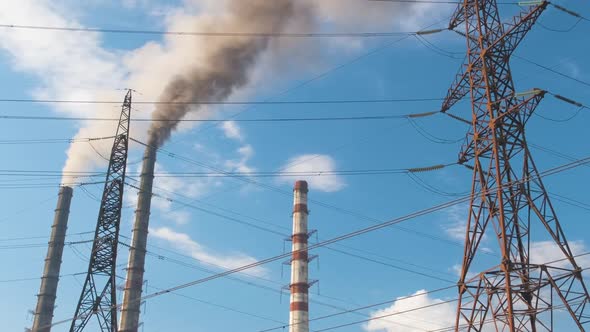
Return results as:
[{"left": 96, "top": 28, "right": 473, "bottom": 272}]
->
[{"left": 0, "top": 1, "right": 588, "bottom": 331}]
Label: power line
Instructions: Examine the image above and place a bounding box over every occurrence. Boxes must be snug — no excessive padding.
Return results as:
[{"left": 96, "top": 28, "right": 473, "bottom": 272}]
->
[
  {"left": 315, "top": 298, "right": 459, "bottom": 332},
  {"left": 371, "top": 0, "right": 517, "bottom": 3},
  {"left": 0, "top": 164, "right": 453, "bottom": 179},
  {"left": 44, "top": 154, "right": 590, "bottom": 330},
  {"left": 118, "top": 239, "right": 373, "bottom": 317},
  {"left": 258, "top": 286, "right": 456, "bottom": 332},
  {"left": 0, "top": 24, "right": 413, "bottom": 38},
  {"left": 0, "top": 272, "right": 85, "bottom": 283},
  {"left": 0, "top": 112, "right": 440, "bottom": 122},
  {"left": 172, "top": 15, "right": 451, "bottom": 144},
  {"left": 0, "top": 23, "right": 448, "bottom": 38},
  {"left": 513, "top": 54, "right": 590, "bottom": 88},
  {"left": 124, "top": 178, "right": 458, "bottom": 284},
  {"left": 136, "top": 277, "right": 286, "bottom": 325},
  {"left": 133, "top": 137, "right": 467, "bottom": 250},
  {"left": 114, "top": 155, "right": 590, "bottom": 302},
  {"left": 0, "top": 239, "right": 93, "bottom": 250},
  {"left": 69, "top": 240, "right": 290, "bottom": 326},
  {"left": 0, "top": 231, "right": 94, "bottom": 242},
  {"left": 0, "top": 96, "right": 443, "bottom": 106},
  {"left": 0, "top": 136, "right": 115, "bottom": 145},
  {"left": 273, "top": 249, "right": 590, "bottom": 332},
  {"left": 127, "top": 167, "right": 463, "bottom": 281}
]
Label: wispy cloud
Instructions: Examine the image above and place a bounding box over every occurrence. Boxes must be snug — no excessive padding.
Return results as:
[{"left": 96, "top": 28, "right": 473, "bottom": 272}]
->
[
  {"left": 125, "top": 162, "right": 212, "bottom": 225},
  {"left": 224, "top": 144, "right": 256, "bottom": 176},
  {"left": 364, "top": 289, "right": 456, "bottom": 332},
  {"left": 442, "top": 204, "right": 469, "bottom": 242},
  {"left": 220, "top": 120, "right": 244, "bottom": 141},
  {"left": 530, "top": 240, "right": 590, "bottom": 269},
  {"left": 277, "top": 154, "right": 345, "bottom": 193},
  {"left": 150, "top": 226, "right": 266, "bottom": 276}
]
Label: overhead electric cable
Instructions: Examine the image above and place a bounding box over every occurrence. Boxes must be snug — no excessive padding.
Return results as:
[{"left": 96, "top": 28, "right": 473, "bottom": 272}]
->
[
  {"left": 131, "top": 137, "right": 466, "bottom": 250},
  {"left": 0, "top": 231, "right": 94, "bottom": 242},
  {"left": 0, "top": 136, "right": 115, "bottom": 145},
  {"left": 314, "top": 298, "right": 459, "bottom": 332},
  {"left": 129, "top": 169, "right": 461, "bottom": 280},
  {"left": 289, "top": 249, "right": 590, "bottom": 332},
  {"left": 513, "top": 54, "right": 590, "bottom": 88},
  {"left": 43, "top": 155, "right": 590, "bottom": 330},
  {"left": 171, "top": 15, "right": 451, "bottom": 144},
  {"left": 371, "top": 0, "right": 517, "bottom": 3},
  {"left": 0, "top": 96, "right": 443, "bottom": 106},
  {"left": 0, "top": 24, "right": 424, "bottom": 38},
  {"left": 124, "top": 179, "right": 459, "bottom": 283},
  {"left": 0, "top": 112, "right": 440, "bottom": 122},
  {"left": 0, "top": 272, "right": 85, "bottom": 283},
  {"left": 257, "top": 285, "right": 457, "bottom": 332}
]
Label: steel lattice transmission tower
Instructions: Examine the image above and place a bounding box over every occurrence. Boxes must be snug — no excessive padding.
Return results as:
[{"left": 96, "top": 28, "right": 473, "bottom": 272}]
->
[
  {"left": 440, "top": 1, "right": 589, "bottom": 330},
  {"left": 70, "top": 90, "right": 132, "bottom": 332}
]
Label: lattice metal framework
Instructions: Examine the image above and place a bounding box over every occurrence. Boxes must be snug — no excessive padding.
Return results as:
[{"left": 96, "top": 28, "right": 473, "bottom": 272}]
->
[
  {"left": 440, "top": 1, "right": 589, "bottom": 330},
  {"left": 70, "top": 90, "right": 132, "bottom": 332}
]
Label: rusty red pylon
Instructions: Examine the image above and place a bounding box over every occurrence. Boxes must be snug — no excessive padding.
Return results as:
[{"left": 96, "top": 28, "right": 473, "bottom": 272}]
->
[{"left": 440, "top": 1, "right": 589, "bottom": 330}]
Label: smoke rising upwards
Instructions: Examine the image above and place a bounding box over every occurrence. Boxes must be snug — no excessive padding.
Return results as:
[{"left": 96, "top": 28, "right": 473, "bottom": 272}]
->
[{"left": 148, "top": 0, "right": 299, "bottom": 147}]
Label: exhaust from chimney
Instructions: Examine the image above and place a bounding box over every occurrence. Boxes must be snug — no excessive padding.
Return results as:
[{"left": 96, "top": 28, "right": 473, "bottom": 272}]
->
[
  {"left": 31, "top": 186, "right": 73, "bottom": 332},
  {"left": 119, "top": 2, "right": 303, "bottom": 331}
]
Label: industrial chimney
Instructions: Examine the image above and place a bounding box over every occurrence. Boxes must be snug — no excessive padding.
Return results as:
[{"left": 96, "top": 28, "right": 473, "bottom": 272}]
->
[
  {"left": 119, "top": 145, "right": 156, "bottom": 332},
  {"left": 31, "top": 186, "right": 73, "bottom": 332},
  {"left": 289, "top": 180, "right": 310, "bottom": 332}
]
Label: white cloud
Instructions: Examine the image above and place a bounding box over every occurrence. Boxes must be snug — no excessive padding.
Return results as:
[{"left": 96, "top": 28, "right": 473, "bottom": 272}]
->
[
  {"left": 237, "top": 144, "right": 254, "bottom": 159},
  {"left": 0, "top": 0, "right": 134, "bottom": 184},
  {"left": 220, "top": 120, "right": 244, "bottom": 141},
  {"left": 364, "top": 290, "right": 456, "bottom": 332},
  {"left": 530, "top": 240, "right": 590, "bottom": 269},
  {"left": 224, "top": 144, "right": 256, "bottom": 175},
  {"left": 0, "top": 0, "right": 443, "bottom": 186},
  {"left": 278, "top": 154, "right": 345, "bottom": 193},
  {"left": 150, "top": 226, "right": 266, "bottom": 276},
  {"left": 442, "top": 204, "right": 468, "bottom": 242},
  {"left": 125, "top": 162, "right": 212, "bottom": 225}
]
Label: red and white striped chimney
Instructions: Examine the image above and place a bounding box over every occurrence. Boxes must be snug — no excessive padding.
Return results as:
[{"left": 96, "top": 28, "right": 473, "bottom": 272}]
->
[{"left": 289, "top": 180, "right": 310, "bottom": 332}]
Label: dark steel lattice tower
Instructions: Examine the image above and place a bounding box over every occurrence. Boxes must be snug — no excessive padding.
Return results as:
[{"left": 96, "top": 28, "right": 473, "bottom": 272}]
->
[
  {"left": 440, "top": 1, "right": 589, "bottom": 330},
  {"left": 69, "top": 90, "right": 132, "bottom": 332}
]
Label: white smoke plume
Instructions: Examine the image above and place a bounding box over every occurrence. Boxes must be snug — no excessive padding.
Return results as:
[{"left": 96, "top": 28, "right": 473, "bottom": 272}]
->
[
  {"left": 0, "top": 0, "right": 436, "bottom": 183},
  {"left": 146, "top": 0, "right": 310, "bottom": 147}
]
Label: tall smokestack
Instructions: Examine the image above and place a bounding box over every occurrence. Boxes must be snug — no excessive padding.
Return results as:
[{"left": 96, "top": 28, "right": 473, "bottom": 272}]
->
[
  {"left": 289, "top": 180, "right": 310, "bottom": 332},
  {"left": 119, "top": 145, "right": 156, "bottom": 332},
  {"left": 31, "top": 186, "right": 73, "bottom": 332},
  {"left": 119, "top": 2, "right": 303, "bottom": 331}
]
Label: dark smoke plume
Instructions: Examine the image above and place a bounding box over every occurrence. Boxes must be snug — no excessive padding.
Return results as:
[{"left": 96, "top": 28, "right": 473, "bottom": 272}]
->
[{"left": 148, "top": 0, "right": 299, "bottom": 147}]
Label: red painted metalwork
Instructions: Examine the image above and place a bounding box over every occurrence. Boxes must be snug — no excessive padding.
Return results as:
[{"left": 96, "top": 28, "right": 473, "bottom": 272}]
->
[{"left": 441, "top": 1, "right": 589, "bottom": 330}]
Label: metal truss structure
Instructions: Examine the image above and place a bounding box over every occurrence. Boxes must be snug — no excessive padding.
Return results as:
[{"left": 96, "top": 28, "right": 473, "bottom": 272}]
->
[
  {"left": 440, "top": 1, "right": 589, "bottom": 330},
  {"left": 70, "top": 90, "right": 132, "bottom": 332}
]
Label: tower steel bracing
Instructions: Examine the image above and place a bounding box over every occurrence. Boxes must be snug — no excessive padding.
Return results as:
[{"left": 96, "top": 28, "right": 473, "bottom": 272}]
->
[
  {"left": 70, "top": 90, "right": 132, "bottom": 332},
  {"left": 441, "top": 1, "right": 589, "bottom": 330}
]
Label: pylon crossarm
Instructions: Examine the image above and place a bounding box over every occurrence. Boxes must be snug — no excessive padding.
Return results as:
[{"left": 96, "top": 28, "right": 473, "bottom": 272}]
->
[
  {"left": 491, "top": 2, "right": 548, "bottom": 56},
  {"left": 448, "top": 2, "right": 465, "bottom": 31},
  {"left": 441, "top": 66, "right": 471, "bottom": 113},
  {"left": 493, "top": 90, "right": 544, "bottom": 124}
]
